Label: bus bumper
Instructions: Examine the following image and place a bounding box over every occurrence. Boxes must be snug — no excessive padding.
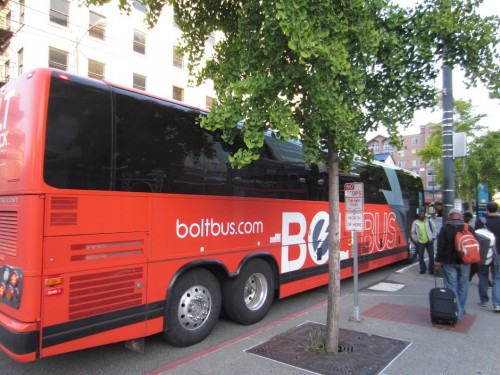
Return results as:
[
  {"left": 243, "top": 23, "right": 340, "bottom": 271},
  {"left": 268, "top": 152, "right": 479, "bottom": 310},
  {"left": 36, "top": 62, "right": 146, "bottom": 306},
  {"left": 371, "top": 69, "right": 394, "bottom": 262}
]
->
[{"left": 0, "top": 310, "right": 39, "bottom": 362}]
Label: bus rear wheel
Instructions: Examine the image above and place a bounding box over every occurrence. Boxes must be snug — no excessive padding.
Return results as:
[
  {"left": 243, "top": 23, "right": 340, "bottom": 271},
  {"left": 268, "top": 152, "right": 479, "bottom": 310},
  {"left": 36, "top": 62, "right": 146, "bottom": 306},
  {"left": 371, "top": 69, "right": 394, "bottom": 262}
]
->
[
  {"left": 163, "top": 268, "right": 221, "bottom": 347},
  {"left": 222, "top": 259, "right": 275, "bottom": 325}
]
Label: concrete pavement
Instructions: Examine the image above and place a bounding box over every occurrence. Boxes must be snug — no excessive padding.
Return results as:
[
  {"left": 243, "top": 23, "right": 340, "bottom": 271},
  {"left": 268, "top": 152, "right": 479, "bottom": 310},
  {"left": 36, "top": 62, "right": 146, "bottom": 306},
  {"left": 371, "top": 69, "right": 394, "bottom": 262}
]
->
[{"left": 147, "top": 262, "right": 499, "bottom": 375}]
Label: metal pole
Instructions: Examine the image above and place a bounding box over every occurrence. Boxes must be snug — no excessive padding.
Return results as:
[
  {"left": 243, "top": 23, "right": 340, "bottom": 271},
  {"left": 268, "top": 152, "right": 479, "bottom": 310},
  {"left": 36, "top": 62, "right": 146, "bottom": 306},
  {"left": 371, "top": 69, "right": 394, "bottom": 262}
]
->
[
  {"left": 441, "top": 47, "right": 455, "bottom": 223},
  {"left": 351, "top": 231, "right": 361, "bottom": 322}
]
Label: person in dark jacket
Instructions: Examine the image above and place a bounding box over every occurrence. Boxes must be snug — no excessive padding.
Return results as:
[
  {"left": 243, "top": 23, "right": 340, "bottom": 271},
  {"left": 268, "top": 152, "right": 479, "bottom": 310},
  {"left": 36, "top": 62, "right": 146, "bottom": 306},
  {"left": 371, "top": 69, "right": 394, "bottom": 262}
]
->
[
  {"left": 482, "top": 201, "right": 500, "bottom": 312},
  {"left": 435, "top": 208, "right": 472, "bottom": 320}
]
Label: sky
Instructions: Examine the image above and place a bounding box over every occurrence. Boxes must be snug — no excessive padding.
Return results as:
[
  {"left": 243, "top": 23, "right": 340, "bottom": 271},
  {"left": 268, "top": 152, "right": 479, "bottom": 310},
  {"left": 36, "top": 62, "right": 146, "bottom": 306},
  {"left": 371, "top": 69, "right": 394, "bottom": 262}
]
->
[{"left": 383, "top": 0, "right": 500, "bottom": 136}]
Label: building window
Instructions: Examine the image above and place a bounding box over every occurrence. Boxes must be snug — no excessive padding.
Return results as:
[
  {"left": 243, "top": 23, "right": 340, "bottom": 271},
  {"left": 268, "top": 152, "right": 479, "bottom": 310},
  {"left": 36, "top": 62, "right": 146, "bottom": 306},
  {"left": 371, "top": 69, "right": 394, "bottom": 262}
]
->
[
  {"left": 17, "top": 48, "right": 23, "bottom": 76},
  {"left": 412, "top": 148, "right": 418, "bottom": 154},
  {"left": 50, "top": 0, "right": 69, "bottom": 27},
  {"left": 206, "top": 96, "right": 214, "bottom": 109},
  {"left": 412, "top": 159, "right": 420, "bottom": 167},
  {"left": 133, "top": 73, "right": 146, "bottom": 90},
  {"left": 88, "top": 59, "right": 104, "bottom": 80},
  {"left": 207, "top": 31, "right": 216, "bottom": 45},
  {"left": 2, "top": 60, "right": 10, "bottom": 82},
  {"left": 48, "top": 47, "right": 68, "bottom": 71},
  {"left": 411, "top": 138, "right": 419, "bottom": 145},
  {"left": 370, "top": 141, "right": 379, "bottom": 151},
  {"left": 173, "top": 9, "right": 178, "bottom": 28},
  {"left": 398, "top": 150, "right": 404, "bottom": 157},
  {"left": 173, "top": 46, "right": 184, "bottom": 68},
  {"left": 19, "top": 0, "right": 25, "bottom": 25},
  {"left": 133, "top": 30, "right": 146, "bottom": 54},
  {"left": 173, "top": 86, "right": 184, "bottom": 101},
  {"left": 428, "top": 180, "right": 438, "bottom": 188},
  {"left": 427, "top": 169, "right": 436, "bottom": 176},
  {"left": 6, "top": 11, "right": 11, "bottom": 30},
  {"left": 89, "top": 12, "right": 106, "bottom": 40},
  {"left": 398, "top": 161, "right": 405, "bottom": 168},
  {"left": 383, "top": 141, "right": 392, "bottom": 150},
  {"left": 133, "top": 1, "right": 146, "bottom": 12}
]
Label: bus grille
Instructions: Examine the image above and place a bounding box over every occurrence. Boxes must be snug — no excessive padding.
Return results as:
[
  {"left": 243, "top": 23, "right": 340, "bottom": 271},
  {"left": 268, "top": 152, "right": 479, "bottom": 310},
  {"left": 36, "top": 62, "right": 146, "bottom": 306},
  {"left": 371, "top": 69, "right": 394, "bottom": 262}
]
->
[
  {"left": 0, "top": 211, "right": 17, "bottom": 257},
  {"left": 50, "top": 197, "right": 78, "bottom": 226},
  {"left": 68, "top": 267, "right": 143, "bottom": 321}
]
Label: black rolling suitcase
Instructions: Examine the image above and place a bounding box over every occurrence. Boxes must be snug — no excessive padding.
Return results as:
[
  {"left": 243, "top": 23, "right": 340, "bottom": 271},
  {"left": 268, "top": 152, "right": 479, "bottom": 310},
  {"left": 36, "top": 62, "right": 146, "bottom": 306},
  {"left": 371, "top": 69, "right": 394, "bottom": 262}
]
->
[{"left": 429, "top": 276, "right": 458, "bottom": 326}]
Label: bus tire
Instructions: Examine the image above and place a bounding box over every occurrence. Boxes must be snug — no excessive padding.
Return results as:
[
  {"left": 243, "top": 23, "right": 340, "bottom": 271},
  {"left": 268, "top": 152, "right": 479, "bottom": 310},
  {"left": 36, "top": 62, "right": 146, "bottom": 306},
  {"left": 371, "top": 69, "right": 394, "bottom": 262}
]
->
[
  {"left": 163, "top": 268, "right": 221, "bottom": 347},
  {"left": 222, "top": 258, "right": 275, "bottom": 325}
]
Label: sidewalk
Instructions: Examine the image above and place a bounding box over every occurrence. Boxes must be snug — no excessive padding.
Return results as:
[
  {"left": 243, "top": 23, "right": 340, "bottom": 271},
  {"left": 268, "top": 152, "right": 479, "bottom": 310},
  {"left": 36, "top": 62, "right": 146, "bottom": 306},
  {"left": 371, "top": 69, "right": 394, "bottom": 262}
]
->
[{"left": 151, "top": 264, "right": 499, "bottom": 375}]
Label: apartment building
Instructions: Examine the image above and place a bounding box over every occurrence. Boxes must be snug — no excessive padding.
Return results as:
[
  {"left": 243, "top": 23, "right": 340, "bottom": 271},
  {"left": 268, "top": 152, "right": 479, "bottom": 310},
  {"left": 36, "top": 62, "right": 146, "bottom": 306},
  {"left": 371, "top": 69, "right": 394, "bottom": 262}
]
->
[
  {"left": 367, "top": 123, "right": 442, "bottom": 204},
  {"left": 0, "top": 0, "right": 216, "bottom": 109}
]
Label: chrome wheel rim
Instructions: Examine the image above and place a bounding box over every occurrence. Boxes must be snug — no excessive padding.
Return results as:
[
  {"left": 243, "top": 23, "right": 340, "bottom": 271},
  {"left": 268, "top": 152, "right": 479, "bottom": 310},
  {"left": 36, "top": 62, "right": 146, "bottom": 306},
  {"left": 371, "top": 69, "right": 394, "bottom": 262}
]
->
[
  {"left": 244, "top": 272, "right": 268, "bottom": 311},
  {"left": 177, "top": 285, "right": 212, "bottom": 330}
]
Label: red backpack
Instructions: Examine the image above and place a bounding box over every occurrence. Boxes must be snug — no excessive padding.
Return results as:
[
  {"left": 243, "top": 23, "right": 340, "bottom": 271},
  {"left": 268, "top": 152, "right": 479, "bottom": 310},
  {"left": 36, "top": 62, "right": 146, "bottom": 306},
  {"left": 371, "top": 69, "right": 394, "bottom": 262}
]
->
[{"left": 454, "top": 223, "right": 481, "bottom": 264}]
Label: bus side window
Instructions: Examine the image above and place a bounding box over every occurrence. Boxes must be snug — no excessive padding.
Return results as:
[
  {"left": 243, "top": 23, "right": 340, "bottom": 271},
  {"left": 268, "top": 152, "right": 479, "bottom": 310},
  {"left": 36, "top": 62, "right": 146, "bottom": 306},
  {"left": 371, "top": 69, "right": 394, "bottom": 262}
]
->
[
  {"left": 44, "top": 76, "right": 112, "bottom": 190},
  {"left": 115, "top": 89, "right": 230, "bottom": 196}
]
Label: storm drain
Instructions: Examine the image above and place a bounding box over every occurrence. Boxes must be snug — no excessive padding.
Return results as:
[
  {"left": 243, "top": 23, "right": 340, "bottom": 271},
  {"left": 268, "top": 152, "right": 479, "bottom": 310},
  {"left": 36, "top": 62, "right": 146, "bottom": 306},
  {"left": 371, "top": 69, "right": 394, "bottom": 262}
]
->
[{"left": 338, "top": 342, "right": 354, "bottom": 353}]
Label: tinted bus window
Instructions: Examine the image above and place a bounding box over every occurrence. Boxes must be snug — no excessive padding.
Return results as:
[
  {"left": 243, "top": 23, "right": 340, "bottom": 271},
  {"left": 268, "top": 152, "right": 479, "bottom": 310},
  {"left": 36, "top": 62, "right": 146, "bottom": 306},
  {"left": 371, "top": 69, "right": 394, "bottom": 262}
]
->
[
  {"left": 353, "top": 163, "right": 390, "bottom": 204},
  {"left": 396, "top": 169, "right": 422, "bottom": 209},
  {"left": 114, "top": 88, "right": 230, "bottom": 195},
  {"left": 44, "top": 75, "right": 113, "bottom": 190}
]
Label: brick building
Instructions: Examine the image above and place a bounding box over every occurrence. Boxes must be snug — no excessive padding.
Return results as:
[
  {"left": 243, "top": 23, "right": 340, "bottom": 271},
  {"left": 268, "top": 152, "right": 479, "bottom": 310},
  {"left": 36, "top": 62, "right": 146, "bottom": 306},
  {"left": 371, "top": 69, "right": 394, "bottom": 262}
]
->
[{"left": 367, "top": 123, "right": 441, "bottom": 205}]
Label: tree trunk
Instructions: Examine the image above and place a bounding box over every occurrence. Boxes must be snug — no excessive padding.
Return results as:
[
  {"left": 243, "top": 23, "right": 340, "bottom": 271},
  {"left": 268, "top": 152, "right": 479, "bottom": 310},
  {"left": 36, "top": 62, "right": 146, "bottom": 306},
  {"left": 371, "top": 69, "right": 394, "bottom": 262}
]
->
[{"left": 326, "top": 150, "right": 341, "bottom": 352}]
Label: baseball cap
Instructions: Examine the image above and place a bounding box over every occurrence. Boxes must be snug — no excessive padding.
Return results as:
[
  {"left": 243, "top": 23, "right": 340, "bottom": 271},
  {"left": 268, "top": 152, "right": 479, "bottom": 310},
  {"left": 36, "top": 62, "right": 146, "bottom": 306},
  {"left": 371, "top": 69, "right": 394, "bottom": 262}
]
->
[{"left": 448, "top": 208, "right": 462, "bottom": 216}]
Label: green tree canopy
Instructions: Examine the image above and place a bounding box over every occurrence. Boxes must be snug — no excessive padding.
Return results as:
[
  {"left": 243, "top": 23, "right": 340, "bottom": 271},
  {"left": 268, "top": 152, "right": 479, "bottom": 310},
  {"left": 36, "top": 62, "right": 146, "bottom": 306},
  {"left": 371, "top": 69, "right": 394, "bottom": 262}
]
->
[
  {"left": 418, "top": 99, "right": 493, "bottom": 205},
  {"left": 84, "top": 0, "right": 499, "bottom": 352}
]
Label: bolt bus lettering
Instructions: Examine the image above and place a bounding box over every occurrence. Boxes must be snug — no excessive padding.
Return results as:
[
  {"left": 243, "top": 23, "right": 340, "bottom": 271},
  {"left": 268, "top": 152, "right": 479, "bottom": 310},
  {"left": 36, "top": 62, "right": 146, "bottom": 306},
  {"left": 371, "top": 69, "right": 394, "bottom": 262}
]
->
[{"left": 281, "top": 210, "right": 398, "bottom": 272}]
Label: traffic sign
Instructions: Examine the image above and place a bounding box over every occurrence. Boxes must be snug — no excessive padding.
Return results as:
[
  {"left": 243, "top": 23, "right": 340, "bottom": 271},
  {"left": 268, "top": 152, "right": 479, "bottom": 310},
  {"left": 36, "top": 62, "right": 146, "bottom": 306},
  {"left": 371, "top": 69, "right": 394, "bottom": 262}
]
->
[
  {"left": 344, "top": 182, "right": 364, "bottom": 199},
  {"left": 346, "top": 212, "right": 363, "bottom": 231},
  {"left": 345, "top": 182, "right": 364, "bottom": 231}
]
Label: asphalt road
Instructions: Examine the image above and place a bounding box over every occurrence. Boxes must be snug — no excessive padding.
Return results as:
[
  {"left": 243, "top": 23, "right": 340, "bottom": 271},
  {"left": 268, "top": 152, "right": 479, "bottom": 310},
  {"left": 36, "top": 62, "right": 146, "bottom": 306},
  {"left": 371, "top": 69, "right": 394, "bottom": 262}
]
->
[{"left": 0, "top": 262, "right": 404, "bottom": 375}]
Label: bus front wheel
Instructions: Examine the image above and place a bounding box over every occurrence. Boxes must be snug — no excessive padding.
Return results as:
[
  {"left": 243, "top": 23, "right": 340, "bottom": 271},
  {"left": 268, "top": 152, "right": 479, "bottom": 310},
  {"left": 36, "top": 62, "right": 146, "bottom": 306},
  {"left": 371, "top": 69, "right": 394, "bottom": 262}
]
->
[
  {"left": 222, "top": 259, "right": 275, "bottom": 325},
  {"left": 163, "top": 268, "right": 221, "bottom": 347}
]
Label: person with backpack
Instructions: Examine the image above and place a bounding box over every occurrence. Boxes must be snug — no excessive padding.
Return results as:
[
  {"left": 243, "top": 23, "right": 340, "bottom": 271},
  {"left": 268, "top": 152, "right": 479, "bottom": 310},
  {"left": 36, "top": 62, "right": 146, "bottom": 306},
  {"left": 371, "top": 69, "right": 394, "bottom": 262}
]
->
[
  {"left": 464, "top": 212, "right": 479, "bottom": 281},
  {"left": 480, "top": 201, "right": 500, "bottom": 313},
  {"left": 435, "top": 208, "right": 473, "bottom": 320},
  {"left": 411, "top": 210, "right": 437, "bottom": 274}
]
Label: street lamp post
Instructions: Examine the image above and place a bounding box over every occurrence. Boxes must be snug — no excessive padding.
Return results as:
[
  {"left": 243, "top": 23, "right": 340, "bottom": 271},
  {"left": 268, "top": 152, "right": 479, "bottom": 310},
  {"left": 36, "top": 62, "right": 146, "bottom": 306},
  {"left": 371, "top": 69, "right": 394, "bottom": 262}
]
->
[
  {"left": 441, "top": 48, "right": 455, "bottom": 222},
  {"left": 74, "top": 19, "right": 106, "bottom": 74}
]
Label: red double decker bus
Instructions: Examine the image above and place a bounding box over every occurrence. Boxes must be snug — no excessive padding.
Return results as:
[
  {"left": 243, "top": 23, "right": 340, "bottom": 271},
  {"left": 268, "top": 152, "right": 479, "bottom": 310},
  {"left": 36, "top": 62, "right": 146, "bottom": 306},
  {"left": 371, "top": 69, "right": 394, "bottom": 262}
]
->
[{"left": 0, "top": 69, "right": 423, "bottom": 362}]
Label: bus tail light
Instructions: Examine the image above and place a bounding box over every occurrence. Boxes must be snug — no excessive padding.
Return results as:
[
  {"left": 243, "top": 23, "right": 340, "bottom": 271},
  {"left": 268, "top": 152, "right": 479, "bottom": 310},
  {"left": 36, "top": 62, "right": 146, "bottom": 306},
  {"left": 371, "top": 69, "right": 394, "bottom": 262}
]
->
[
  {"left": 9, "top": 271, "right": 20, "bottom": 287},
  {"left": 6, "top": 286, "right": 14, "bottom": 301},
  {"left": 0, "top": 265, "right": 23, "bottom": 309}
]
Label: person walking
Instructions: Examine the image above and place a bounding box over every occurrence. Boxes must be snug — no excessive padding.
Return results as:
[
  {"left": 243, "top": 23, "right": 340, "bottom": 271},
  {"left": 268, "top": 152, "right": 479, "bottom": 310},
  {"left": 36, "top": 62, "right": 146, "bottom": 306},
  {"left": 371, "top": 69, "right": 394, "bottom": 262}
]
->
[
  {"left": 435, "top": 208, "right": 471, "bottom": 320},
  {"left": 481, "top": 201, "right": 500, "bottom": 313},
  {"left": 411, "top": 210, "right": 437, "bottom": 274},
  {"left": 432, "top": 201, "right": 444, "bottom": 232},
  {"left": 431, "top": 201, "right": 444, "bottom": 260},
  {"left": 465, "top": 212, "right": 479, "bottom": 281}
]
